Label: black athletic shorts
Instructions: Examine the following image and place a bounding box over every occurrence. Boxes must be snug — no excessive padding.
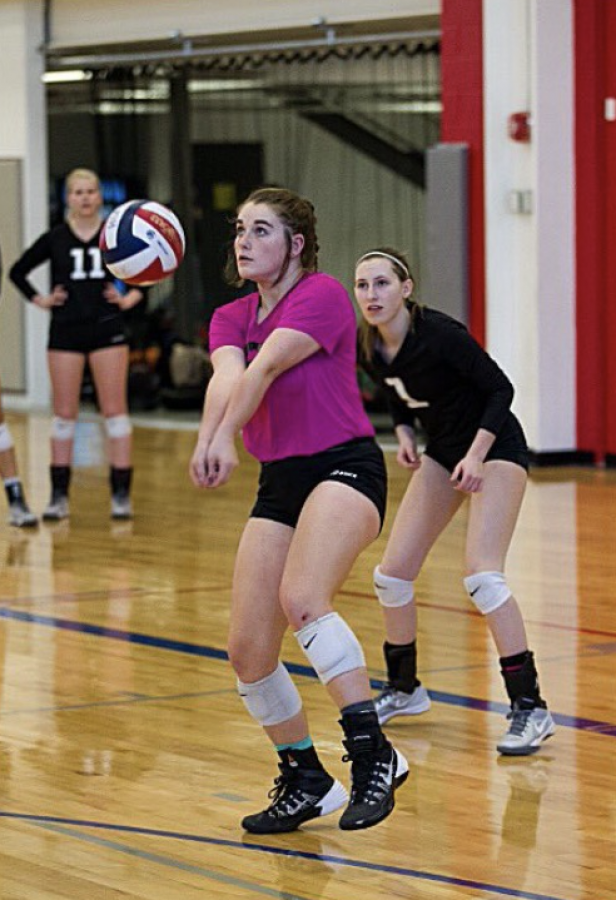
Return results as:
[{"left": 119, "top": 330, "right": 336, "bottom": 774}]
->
[
  {"left": 48, "top": 316, "right": 128, "bottom": 353},
  {"left": 251, "top": 437, "right": 387, "bottom": 530},
  {"left": 425, "top": 415, "right": 530, "bottom": 474}
]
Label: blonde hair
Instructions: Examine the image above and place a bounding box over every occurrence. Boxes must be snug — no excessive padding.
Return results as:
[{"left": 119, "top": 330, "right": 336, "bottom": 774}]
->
[
  {"left": 356, "top": 246, "right": 418, "bottom": 360},
  {"left": 64, "top": 168, "right": 102, "bottom": 225},
  {"left": 65, "top": 168, "right": 101, "bottom": 193}
]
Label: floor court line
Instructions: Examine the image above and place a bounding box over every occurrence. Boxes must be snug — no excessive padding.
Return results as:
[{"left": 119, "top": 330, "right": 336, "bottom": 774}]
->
[
  {"left": 3, "top": 584, "right": 612, "bottom": 639},
  {"left": 338, "top": 589, "right": 616, "bottom": 640},
  {"left": 2, "top": 583, "right": 608, "bottom": 639},
  {"left": 28, "top": 821, "right": 316, "bottom": 900},
  {"left": 1, "top": 583, "right": 229, "bottom": 608},
  {"left": 0, "top": 812, "right": 570, "bottom": 900},
  {"left": 0, "top": 605, "right": 614, "bottom": 735},
  {"left": 0, "top": 688, "right": 236, "bottom": 718}
]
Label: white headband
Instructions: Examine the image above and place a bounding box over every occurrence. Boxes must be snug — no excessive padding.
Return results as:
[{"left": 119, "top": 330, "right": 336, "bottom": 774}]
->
[{"left": 356, "top": 251, "right": 410, "bottom": 278}]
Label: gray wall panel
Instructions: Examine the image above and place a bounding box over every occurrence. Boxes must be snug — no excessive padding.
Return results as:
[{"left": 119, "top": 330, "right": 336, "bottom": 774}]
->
[
  {"left": 0, "top": 159, "right": 25, "bottom": 392},
  {"left": 425, "top": 143, "right": 468, "bottom": 324}
]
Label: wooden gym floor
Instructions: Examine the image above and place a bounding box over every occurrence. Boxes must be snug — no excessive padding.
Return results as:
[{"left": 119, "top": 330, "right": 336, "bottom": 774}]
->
[{"left": 0, "top": 410, "right": 614, "bottom": 900}]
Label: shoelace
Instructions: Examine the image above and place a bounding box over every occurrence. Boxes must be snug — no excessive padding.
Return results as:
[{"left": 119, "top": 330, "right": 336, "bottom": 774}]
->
[
  {"left": 507, "top": 708, "right": 533, "bottom": 736},
  {"left": 266, "top": 776, "right": 300, "bottom": 816},
  {"left": 266, "top": 770, "right": 318, "bottom": 817},
  {"left": 343, "top": 752, "right": 390, "bottom": 804},
  {"left": 375, "top": 686, "right": 395, "bottom": 704}
]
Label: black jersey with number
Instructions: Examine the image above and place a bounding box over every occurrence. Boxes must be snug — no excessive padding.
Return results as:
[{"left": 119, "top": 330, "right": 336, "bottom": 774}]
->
[
  {"left": 9, "top": 223, "right": 118, "bottom": 325},
  {"left": 360, "top": 305, "right": 527, "bottom": 468}
]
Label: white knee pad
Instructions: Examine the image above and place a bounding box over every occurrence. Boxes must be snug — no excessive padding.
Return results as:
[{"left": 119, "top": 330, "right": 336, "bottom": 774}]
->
[
  {"left": 295, "top": 612, "right": 366, "bottom": 685},
  {"left": 237, "top": 662, "right": 303, "bottom": 727},
  {"left": 105, "top": 415, "right": 132, "bottom": 439},
  {"left": 373, "top": 565, "right": 414, "bottom": 608},
  {"left": 464, "top": 571, "right": 512, "bottom": 615},
  {"left": 0, "top": 422, "right": 14, "bottom": 452},
  {"left": 51, "top": 416, "right": 76, "bottom": 441}
]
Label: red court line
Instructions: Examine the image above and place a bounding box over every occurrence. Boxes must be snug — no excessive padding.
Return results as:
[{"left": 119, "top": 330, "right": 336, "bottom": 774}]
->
[{"left": 338, "top": 589, "right": 616, "bottom": 639}]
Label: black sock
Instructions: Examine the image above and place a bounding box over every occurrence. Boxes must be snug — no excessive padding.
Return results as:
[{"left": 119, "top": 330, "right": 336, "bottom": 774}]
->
[
  {"left": 340, "top": 702, "right": 386, "bottom": 751},
  {"left": 341, "top": 699, "right": 377, "bottom": 718},
  {"left": 384, "top": 640, "right": 419, "bottom": 693},
  {"left": 277, "top": 744, "right": 324, "bottom": 772},
  {"left": 500, "top": 650, "right": 545, "bottom": 708},
  {"left": 110, "top": 466, "right": 132, "bottom": 497},
  {"left": 4, "top": 479, "right": 25, "bottom": 505},
  {"left": 50, "top": 465, "right": 71, "bottom": 498}
]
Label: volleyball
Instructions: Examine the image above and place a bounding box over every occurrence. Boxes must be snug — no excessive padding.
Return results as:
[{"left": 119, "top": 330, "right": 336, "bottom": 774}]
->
[{"left": 100, "top": 200, "right": 185, "bottom": 286}]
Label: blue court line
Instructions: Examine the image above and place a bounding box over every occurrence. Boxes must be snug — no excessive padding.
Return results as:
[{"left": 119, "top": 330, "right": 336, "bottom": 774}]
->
[
  {"left": 1, "top": 605, "right": 615, "bottom": 736},
  {"left": 0, "top": 812, "right": 569, "bottom": 900},
  {"left": 0, "top": 605, "right": 229, "bottom": 661}
]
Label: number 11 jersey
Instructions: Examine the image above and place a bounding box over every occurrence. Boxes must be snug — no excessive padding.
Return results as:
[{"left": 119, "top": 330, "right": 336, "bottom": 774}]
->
[{"left": 9, "top": 222, "right": 116, "bottom": 324}]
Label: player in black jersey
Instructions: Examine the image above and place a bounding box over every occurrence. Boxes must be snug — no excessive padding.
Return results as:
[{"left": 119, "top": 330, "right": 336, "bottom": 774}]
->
[
  {"left": 355, "top": 247, "right": 554, "bottom": 756},
  {"left": 0, "top": 246, "right": 38, "bottom": 528},
  {"left": 0, "top": 393, "right": 37, "bottom": 528},
  {"left": 9, "top": 168, "right": 144, "bottom": 521}
]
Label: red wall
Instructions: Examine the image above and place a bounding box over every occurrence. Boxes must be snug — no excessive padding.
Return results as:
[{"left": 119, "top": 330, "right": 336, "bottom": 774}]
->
[
  {"left": 442, "top": 1, "right": 616, "bottom": 460},
  {"left": 440, "top": 0, "right": 485, "bottom": 345},
  {"left": 575, "top": 0, "right": 616, "bottom": 461},
  {"left": 575, "top": 1, "right": 606, "bottom": 459},
  {"left": 603, "top": 1, "right": 616, "bottom": 460}
]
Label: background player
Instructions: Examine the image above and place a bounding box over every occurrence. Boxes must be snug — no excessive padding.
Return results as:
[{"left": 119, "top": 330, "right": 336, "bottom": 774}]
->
[
  {"left": 0, "top": 244, "right": 37, "bottom": 527},
  {"left": 9, "top": 168, "right": 144, "bottom": 521},
  {"left": 355, "top": 247, "right": 554, "bottom": 756}
]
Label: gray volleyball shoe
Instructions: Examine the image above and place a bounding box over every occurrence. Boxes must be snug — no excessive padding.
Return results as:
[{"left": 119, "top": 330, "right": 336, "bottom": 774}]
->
[
  {"left": 8, "top": 499, "right": 38, "bottom": 528},
  {"left": 375, "top": 684, "right": 431, "bottom": 725},
  {"left": 497, "top": 702, "right": 556, "bottom": 756},
  {"left": 42, "top": 494, "right": 69, "bottom": 521}
]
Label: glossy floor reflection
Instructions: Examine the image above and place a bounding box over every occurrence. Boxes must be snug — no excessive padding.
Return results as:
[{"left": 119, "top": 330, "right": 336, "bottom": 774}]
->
[{"left": 1, "top": 411, "right": 615, "bottom": 900}]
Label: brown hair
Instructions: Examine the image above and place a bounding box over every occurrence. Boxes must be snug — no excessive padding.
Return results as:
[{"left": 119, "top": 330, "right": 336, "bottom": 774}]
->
[
  {"left": 356, "top": 247, "right": 418, "bottom": 360},
  {"left": 224, "top": 186, "right": 319, "bottom": 287}
]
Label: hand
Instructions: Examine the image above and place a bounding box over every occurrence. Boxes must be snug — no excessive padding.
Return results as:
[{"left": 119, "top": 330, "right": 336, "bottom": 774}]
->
[
  {"left": 396, "top": 427, "right": 421, "bottom": 470},
  {"left": 450, "top": 454, "right": 484, "bottom": 492},
  {"left": 189, "top": 437, "right": 210, "bottom": 488},
  {"left": 104, "top": 282, "right": 130, "bottom": 309},
  {"left": 33, "top": 285, "right": 67, "bottom": 309},
  {"left": 204, "top": 430, "right": 239, "bottom": 488}
]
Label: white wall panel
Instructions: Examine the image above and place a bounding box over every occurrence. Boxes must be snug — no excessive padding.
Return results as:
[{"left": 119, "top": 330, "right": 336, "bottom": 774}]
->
[
  {"left": 483, "top": 0, "right": 575, "bottom": 454},
  {"left": 47, "top": 0, "right": 439, "bottom": 49},
  {"left": 0, "top": 1, "right": 51, "bottom": 409},
  {"left": 483, "top": 0, "right": 538, "bottom": 442},
  {"left": 534, "top": 0, "right": 575, "bottom": 452}
]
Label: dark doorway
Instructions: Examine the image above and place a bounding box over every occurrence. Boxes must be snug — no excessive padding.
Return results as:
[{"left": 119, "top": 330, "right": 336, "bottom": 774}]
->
[{"left": 192, "top": 143, "right": 264, "bottom": 322}]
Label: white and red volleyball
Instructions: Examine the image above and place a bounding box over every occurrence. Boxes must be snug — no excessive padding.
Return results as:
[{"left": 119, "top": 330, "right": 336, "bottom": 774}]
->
[{"left": 100, "top": 200, "right": 185, "bottom": 286}]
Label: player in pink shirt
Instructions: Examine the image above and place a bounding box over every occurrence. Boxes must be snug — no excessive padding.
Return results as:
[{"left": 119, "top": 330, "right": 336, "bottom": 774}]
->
[{"left": 190, "top": 187, "right": 407, "bottom": 834}]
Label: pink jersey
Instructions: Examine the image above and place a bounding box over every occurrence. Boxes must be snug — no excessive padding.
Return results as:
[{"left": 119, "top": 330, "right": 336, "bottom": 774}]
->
[{"left": 209, "top": 272, "right": 374, "bottom": 462}]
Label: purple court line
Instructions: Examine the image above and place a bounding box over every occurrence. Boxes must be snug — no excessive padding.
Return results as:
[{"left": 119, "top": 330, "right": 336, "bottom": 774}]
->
[
  {"left": 338, "top": 589, "right": 616, "bottom": 640},
  {"left": 3, "top": 585, "right": 612, "bottom": 637},
  {"left": 1, "top": 605, "right": 615, "bottom": 735},
  {"left": 0, "top": 812, "right": 570, "bottom": 900}
]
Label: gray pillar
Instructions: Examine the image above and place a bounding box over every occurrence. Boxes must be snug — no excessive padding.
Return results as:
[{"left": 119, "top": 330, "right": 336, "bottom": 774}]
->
[{"left": 424, "top": 143, "right": 469, "bottom": 324}]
